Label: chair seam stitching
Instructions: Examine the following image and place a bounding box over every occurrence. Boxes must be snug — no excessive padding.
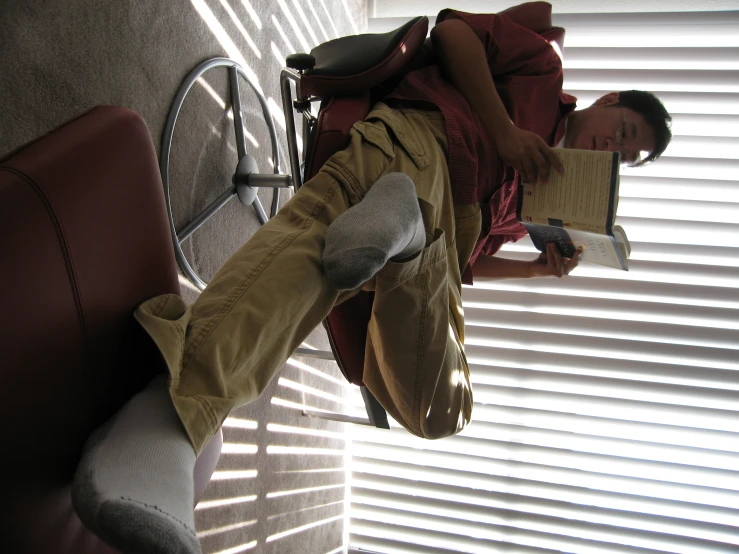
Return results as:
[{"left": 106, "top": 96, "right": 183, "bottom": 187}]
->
[{"left": 2, "top": 166, "right": 89, "bottom": 342}]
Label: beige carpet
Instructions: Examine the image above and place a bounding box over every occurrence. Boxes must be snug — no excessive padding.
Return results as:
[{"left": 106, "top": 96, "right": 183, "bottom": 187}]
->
[{"left": 1, "top": 1, "right": 367, "bottom": 552}]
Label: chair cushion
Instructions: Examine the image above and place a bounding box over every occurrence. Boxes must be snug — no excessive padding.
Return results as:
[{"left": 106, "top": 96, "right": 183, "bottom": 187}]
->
[
  {"left": 0, "top": 106, "right": 221, "bottom": 553},
  {"left": 1, "top": 106, "right": 179, "bottom": 482},
  {"left": 304, "top": 93, "right": 373, "bottom": 180}
]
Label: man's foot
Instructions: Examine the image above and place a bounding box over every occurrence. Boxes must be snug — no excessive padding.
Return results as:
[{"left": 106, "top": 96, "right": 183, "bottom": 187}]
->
[
  {"left": 323, "top": 172, "right": 425, "bottom": 290},
  {"left": 72, "top": 376, "right": 201, "bottom": 554}
]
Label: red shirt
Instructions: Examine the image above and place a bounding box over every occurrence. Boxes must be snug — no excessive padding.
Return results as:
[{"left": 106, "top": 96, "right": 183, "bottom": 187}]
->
[{"left": 385, "top": 7, "right": 577, "bottom": 283}]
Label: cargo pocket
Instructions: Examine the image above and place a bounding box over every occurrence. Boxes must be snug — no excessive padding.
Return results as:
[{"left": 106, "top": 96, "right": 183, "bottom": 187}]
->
[
  {"left": 364, "top": 109, "right": 429, "bottom": 173},
  {"left": 352, "top": 119, "right": 396, "bottom": 160}
]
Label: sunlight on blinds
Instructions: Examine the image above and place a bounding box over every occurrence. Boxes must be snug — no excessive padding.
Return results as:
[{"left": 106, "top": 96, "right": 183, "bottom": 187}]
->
[{"left": 349, "top": 7, "right": 739, "bottom": 554}]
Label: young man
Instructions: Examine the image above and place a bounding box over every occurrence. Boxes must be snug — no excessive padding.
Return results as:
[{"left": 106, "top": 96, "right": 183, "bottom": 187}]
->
[{"left": 72, "top": 4, "right": 672, "bottom": 554}]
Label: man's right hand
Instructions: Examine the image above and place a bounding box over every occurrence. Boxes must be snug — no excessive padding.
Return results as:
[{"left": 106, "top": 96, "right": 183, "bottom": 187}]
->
[{"left": 496, "top": 125, "right": 564, "bottom": 184}]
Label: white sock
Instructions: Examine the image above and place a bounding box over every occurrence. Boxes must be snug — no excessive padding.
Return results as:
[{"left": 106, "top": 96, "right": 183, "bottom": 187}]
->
[
  {"left": 322, "top": 172, "right": 425, "bottom": 290},
  {"left": 72, "top": 376, "right": 201, "bottom": 554}
]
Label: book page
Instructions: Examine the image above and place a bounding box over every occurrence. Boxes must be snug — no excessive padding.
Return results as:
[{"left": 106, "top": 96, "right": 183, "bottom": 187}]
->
[
  {"left": 566, "top": 228, "right": 629, "bottom": 270},
  {"left": 519, "top": 149, "right": 619, "bottom": 234},
  {"left": 613, "top": 225, "right": 631, "bottom": 260}
]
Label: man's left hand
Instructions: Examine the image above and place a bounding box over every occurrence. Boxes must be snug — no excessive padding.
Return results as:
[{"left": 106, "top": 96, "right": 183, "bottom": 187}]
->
[{"left": 529, "top": 243, "right": 581, "bottom": 278}]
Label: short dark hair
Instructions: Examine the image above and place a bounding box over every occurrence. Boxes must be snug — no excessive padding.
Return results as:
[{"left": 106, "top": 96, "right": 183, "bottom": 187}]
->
[{"left": 617, "top": 90, "right": 672, "bottom": 166}]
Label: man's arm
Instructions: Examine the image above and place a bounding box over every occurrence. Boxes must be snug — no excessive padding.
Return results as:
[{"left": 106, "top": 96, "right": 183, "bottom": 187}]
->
[
  {"left": 430, "top": 18, "right": 563, "bottom": 184},
  {"left": 474, "top": 243, "right": 582, "bottom": 280}
]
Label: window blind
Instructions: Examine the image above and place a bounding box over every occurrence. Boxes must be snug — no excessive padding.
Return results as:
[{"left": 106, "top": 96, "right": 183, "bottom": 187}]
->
[{"left": 347, "top": 8, "right": 739, "bottom": 554}]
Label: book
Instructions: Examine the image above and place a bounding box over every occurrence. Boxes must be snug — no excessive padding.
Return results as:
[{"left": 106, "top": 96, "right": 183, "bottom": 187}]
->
[{"left": 516, "top": 149, "right": 630, "bottom": 271}]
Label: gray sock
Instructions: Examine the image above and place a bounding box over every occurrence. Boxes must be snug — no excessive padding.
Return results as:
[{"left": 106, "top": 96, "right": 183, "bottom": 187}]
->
[
  {"left": 323, "top": 172, "right": 425, "bottom": 290},
  {"left": 72, "top": 376, "right": 201, "bottom": 554}
]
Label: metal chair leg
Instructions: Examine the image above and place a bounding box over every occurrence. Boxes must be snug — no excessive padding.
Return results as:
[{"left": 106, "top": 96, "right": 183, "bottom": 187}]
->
[
  {"left": 360, "top": 387, "right": 390, "bottom": 429},
  {"left": 294, "top": 348, "right": 389, "bottom": 429}
]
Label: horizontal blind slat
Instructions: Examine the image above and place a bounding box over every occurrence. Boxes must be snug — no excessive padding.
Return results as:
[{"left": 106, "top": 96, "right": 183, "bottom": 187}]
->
[
  {"left": 657, "top": 136, "right": 739, "bottom": 160},
  {"left": 348, "top": 532, "right": 491, "bottom": 554},
  {"left": 471, "top": 404, "right": 739, "bottom": 453},
  {"left": 351, "top": 441, "right": 739, "bottom": 510},
  {"left": 353, "top": 437, "right": 739, "bottom": 500},
  {"left": 465, "top": 328, "right": 739, "bottom": 372},
  {"left": 469, "top": 365, "right": 739, "bottom": 410},
  {"left": 664, "top": 113, "right": 739, "bottom": 138},
  {"left": 464, "top": 307, "right": 739, "bottom": 350},
  {"left": 352, "top": 457, "right": 739, "bottom": 527},
  {"left": 466, "top": 343, "right": 739, "bottom": 394},
  {"left": 467, "top": 271, "right": 739, "bottom": 309},
  {"left": 350, "top": 518, "right": 561, "bottom": 554},
  {"left": 351, "top": 493, "right": 739, "bottom": 554},
  {"left": 462, "top": 286, "right": 739, "bottom": 326},
  {"left": 618, "top": 194, "right": 739, "bottom": 223},
  {"left": 562, "top": 47, "right": 739, "bottom": 71},
  {"left": 619, "top": 176, "right": 739, "bottom": 203},
  {"left": 463, "top": 291, "right": 739, "bottom": 328},
  {"left": 615, "top": 217, "right": 739, "bottom": 249},
  {"left": 618, "top": 157, "right": 739, "bottom": 180},
  {"left": 552, "top": 11, "right": 739, "bottom": 27},
  {"left": 563, "top": 68, "right": 739, "bottom": 93},
  {"left": 351, "top": 475, "right": 739, "bottom": 545},
  {"left": 351, "top": 502, "right": 679, "bottom": 554},
  {"left": 466, "top": 385, "right": 739, "bottom": 433},
  {"left": 461, "top": 421, "right": 739, "bottom": 472},
  {"left": 563, "top": 91, "right": 739, "bottom": 115}
]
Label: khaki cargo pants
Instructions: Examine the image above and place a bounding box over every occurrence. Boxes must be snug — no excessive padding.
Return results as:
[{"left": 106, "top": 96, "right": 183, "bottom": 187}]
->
[{"left": 136, "top": 103, "right": 481, "bottom": 455}]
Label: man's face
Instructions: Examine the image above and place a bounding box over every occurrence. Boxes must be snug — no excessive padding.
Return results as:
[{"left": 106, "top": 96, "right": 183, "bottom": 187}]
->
[{"left": 565, "top": 94, "right": 657, "bottom": 165}]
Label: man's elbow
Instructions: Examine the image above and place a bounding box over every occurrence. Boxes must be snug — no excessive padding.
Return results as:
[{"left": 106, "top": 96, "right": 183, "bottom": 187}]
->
[{"left": 430, "top": 18, "right": 471, "bottom": 48}]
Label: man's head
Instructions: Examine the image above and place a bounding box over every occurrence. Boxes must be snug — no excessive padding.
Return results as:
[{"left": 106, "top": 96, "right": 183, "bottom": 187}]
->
[{"left": 564, "top": 90, "right": 672, "bottom": 166}]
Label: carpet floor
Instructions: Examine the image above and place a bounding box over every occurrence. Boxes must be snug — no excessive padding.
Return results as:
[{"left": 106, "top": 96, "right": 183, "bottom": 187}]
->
[{"left": 1, "top": 1, "right": 367, "bottom": 552}]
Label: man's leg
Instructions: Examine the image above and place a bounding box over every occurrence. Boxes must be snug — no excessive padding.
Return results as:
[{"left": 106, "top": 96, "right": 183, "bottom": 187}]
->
[
  {"left": 72, "top": 104, "right": 435, "bottom": 553},
  {"left": 72, "top": 170, "right": 349, "bottom": 553},
  {"left": 322, "top": 171, "right": 426, "bottom": 290},
  {"left": 363, "top": 202, "right": 480, "bottom": 439},
  {"left": 346, "top": 106, "right": 480, "bottom": 439}
]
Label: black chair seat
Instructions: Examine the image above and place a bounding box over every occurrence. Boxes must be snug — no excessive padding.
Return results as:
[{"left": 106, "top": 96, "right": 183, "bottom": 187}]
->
[
  {"left": 297, "top": 16, "right": 428, "bottom": 98},
  {"left": 309, "top": 16, "right": 427, "bottom": 77}
]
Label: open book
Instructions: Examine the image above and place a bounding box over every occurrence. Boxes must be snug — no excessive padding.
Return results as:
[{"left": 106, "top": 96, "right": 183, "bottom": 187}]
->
[{"left": 516, "top": 149, "right": 630, "bottom": 271}]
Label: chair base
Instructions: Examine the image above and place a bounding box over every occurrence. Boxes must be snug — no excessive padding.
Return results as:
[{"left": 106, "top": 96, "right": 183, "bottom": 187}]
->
[
  {"left": 302, "top": 385, "right": 389, "bottom": 430},
  {"left": 160, "top": 57, "right": 288, "bottom": 291},
  {"left": 294, "top": 349, "right": 390, "bottom": 429}
]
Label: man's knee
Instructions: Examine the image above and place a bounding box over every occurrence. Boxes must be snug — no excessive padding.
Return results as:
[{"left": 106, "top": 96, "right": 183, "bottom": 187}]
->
[{"left": 420, "top": 406, "right": 469, "bottom": 440}]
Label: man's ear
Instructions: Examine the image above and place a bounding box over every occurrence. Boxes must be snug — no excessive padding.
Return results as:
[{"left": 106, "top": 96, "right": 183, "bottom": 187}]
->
[{"left": 594, "top": 92, "right": 620, "bottom": 106}]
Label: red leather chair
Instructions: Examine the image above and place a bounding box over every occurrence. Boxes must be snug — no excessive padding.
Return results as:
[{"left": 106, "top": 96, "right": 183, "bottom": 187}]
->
[{"left": 0, "top": 106, "right": 223, "bottom": 554}]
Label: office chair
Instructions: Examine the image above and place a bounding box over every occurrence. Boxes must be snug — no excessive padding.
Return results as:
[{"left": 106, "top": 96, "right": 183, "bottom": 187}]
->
[
  {"left": 161, "top": 16, "right": 430, "bottom": 429},
  {"left": 162, "top": 4, "right": 565, "bottom": 429}
]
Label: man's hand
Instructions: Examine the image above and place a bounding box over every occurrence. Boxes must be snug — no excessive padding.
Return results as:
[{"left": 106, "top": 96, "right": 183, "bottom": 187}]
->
[
  {"left": 530, "top": 243, "right": 581, "bottom": 278},
  {"left": 497, "top": 125, "right": 564, "bottom": 184}
]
